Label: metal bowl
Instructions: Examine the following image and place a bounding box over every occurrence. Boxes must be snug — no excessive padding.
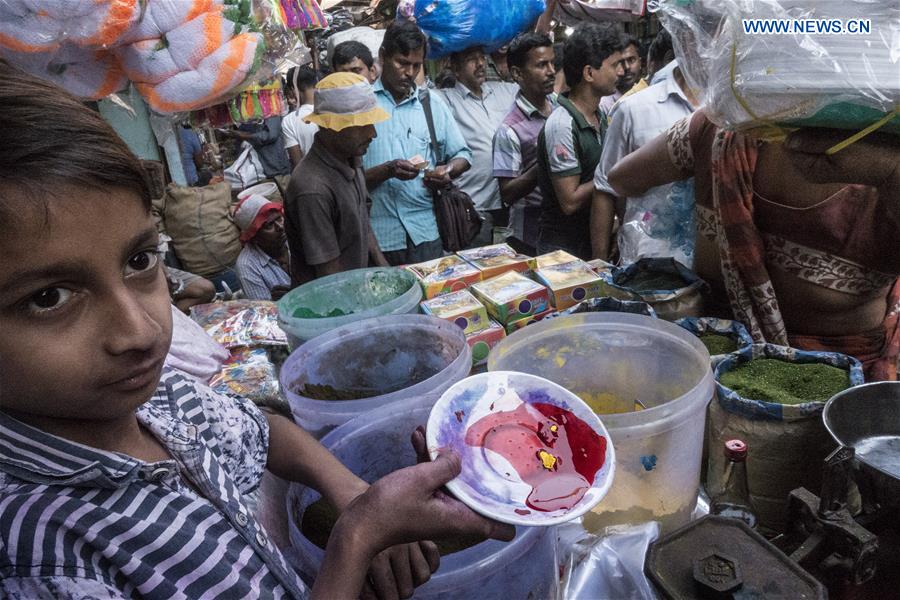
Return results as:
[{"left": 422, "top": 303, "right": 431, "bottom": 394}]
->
[{"left": 824, "top": 382, "right": 900, "bottom": 506}]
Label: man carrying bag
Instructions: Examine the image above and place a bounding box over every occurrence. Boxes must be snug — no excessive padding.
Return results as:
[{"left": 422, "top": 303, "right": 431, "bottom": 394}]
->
[{"left": 421, "top": 88, "right": 483, "bottom": 252}]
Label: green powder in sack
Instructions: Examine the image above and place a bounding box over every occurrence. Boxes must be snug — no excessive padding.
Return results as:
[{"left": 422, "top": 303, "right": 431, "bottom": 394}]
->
[
  {"left": 719, "top": 358, "right": 850, "bottom": 405},
  {"left": 699, "top": 333, "right": 739, "bottom": 355}
]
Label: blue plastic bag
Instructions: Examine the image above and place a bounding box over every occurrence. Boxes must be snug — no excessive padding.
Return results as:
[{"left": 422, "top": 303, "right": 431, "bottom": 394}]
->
[{"left": 397, "top": 0, "right": 546, "bottom": 58}]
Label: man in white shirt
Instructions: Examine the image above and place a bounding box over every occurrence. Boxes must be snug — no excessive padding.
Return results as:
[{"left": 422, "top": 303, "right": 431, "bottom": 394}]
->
[
  {"left": 439, "top": 46, "right": 518, "bottom": 247},
  {"left": 593, "top": 62, "right": 700, "bottom": 266},
  {"left": 282, "top": 66, "right": 319, "bottom": 169}
]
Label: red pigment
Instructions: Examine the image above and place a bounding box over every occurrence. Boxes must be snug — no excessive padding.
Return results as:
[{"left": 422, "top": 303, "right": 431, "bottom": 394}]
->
[
  {"left": 514, "top": 508, "right": 531, "bottom": 515},
  {"left": 464, "top": 402, "right": 606, "bottom": 512}
]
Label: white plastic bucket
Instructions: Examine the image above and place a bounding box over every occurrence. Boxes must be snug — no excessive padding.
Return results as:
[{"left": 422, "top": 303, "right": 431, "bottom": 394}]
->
[{"left": 489, "top": 312, "right": 715, "bottom": 534}]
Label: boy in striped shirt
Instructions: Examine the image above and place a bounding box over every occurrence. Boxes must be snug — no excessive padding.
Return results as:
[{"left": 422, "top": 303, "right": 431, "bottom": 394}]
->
[{"left": 0, "top": 63, "right": 512, "bottom": 599}]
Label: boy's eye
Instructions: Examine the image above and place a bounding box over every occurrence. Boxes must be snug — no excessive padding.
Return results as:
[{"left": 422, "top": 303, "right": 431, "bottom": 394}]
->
[
  {"left": 125, "top": 251, "right": 159, "bottom": 276},
  {"left": 28, "top": 287, "right": 72, "bottom": 313}
]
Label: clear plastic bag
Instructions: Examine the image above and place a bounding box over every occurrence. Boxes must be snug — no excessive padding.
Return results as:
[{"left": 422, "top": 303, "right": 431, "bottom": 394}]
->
[
  {"left": 559, "top": 520, "right": 661, "bottom": 600},
  {"left": 396, "top": 0, "right": 546, "bottom": 58},
  {"left": 655, "top": 0, "right": 900, "bottom": 137},
  {"left": 191, "top": 300, "right": 288, "bottom": 348},
  {"left": 209, "top": 346, "right": 283, "bottom": 407}
]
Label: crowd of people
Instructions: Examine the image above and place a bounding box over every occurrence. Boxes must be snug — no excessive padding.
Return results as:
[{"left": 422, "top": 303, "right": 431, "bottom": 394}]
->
[
  {"left": 218, "top": 16, "right": 897, "bottom": 381},
  {"left": 0, "top": 5, "right": 898, "bottom": 599}
]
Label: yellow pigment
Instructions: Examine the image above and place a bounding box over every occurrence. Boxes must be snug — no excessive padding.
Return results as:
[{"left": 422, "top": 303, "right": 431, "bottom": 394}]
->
[
  {"left": 537, "top": 450, "right": 557, "bottom": 470},
  {"left": 577, "top": 391, "right": 642, "bottom": 414}
]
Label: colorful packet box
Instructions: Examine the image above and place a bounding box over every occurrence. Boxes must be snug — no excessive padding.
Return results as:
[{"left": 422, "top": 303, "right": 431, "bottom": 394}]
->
[
  {"left": 504, "top": 309, "right": 555, "bottom": 334},
  {"left": 467, "top": 320, "right": 506, "bottom": 366},
  {"left": 457, "top": 243, "right": 535, "bottom": 280},
  {"left": 470, "top": 271, "right": 550, "bottom": 325},
  {"left": 420, "top": 289, "right": 489, "bottom": 336},
  {"left": 407, "top": 255, "right": 482, "bottom": 299},
  {"left": 534, "top": 259, "right": 604, "bottom": 310},
  {"left": 535, "top": 249, "right": 580, "bottom": 269}
]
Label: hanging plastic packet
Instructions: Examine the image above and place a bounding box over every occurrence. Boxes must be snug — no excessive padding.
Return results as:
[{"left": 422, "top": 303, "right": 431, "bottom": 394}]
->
[
  {"left": 396, "top": 0, "right": 546, "bottom": 58},
  {"left": 654, "top": 0, "right": 900, "bottom": 139}
]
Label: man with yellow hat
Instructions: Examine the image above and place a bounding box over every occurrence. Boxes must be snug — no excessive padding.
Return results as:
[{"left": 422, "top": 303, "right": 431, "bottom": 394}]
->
[{"left": 284, "top": 72, "right": 391, "bottom": 284}]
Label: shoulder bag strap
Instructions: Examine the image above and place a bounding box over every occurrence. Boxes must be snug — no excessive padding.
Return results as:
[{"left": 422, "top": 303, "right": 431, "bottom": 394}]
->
[{"left": 419, "top": 89, "right": 444, "bottom": 166}]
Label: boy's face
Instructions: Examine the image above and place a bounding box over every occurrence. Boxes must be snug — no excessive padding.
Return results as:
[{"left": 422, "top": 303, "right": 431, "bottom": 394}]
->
[{"left": 0, "top": 188, "right": 173, "bottom": 423}]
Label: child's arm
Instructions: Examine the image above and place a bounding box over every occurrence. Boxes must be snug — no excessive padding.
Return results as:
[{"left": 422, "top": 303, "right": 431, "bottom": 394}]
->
[
  {"left": 312, "top": 452, "right": 516, "bottom": 600},
  {"left": 264, "top": 412, "right": 439, "bottom": 598}
]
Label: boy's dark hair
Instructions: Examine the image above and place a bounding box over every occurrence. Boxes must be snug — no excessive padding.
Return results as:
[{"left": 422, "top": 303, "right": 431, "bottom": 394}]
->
[
  {"left": 563, "top": 23, "right": 624, "bottom": 88},
  {"left": 332, "top": 40, "right": 374, "bottom": 69},
  {"left": 381, "top": 19, "right": 427, "bottom": 58},
  {"left": 285, "top": 66, "right": 318, "bottom": 93},
  {"left": 507, "top": 32, "right": 553, "bottom": 72},
  {"left": 648, "top": 29, "right": 674, "bottom": 65},
  {"left": 0, "top": 61, "right": 151, "bottom": 218}
]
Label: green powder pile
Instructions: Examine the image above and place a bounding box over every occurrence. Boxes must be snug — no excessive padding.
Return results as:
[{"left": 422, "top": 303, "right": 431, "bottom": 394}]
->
[
  {"left": 699, "top": 333, "right": 739, "bottom": 355},
  {"left": 620, "top": 270, "right": 686, "bottom": 293},
  {"left": 719, "top": 358, "right": 850, "bottom": 405},
  {"left": 292, "top": 307, "right": 350, "bottom": 319},
  {"left": 301, "top": 498, "right": 481, "bottom": 555}
]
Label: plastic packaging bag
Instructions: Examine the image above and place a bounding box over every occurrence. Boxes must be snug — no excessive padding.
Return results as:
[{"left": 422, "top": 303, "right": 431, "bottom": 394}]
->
[
  {"left": 191, "top": 300, "right": 288, "bottom": 348},
  {"left": 655, "top": 0, "right": 900, "bottom": 137},
  {"left": 209, "top": 346, "right": 283, "bottom": 407},
  {"left": 559, "top": 520, "right": 660, "bottom": 600},
  {"left": 396, "top": 0, "right": 546, "bottom": 58},
  {"left": 225, "top": 142, "right": 267, "bottom": 190},
  {"left": 598, "top": 258, "right": 709, "bottom": 321}
]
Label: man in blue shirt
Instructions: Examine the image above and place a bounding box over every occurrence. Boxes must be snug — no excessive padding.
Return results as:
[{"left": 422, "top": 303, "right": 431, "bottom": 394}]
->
[
  {"left": 178, "top": 123, "right": 203, "bottom": 186},
  {"left": 363, "top": 20, "right": 472, "bottom": 265}
]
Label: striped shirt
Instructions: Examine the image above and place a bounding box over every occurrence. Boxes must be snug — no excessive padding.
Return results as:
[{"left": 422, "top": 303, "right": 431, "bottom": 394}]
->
[
  {"left": 363, "top": 79, "right": 471, "bottom": 252},
  {"left": 0, "top": 368, "right": 308, "bottom": 599},
  {"left": 236, "top": 242, "right": 291, "bottom": 300}
]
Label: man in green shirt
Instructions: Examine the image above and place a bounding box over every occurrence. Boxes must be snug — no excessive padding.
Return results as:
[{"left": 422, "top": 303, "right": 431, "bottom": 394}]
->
[{"left": 536, "top": 23, "right": 623, "bottom": 259}]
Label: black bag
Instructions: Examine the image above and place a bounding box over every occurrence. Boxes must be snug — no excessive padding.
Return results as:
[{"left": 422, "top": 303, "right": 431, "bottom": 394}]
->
[{"left": 420, "top": 90, "right": 482, "bottom": 252}]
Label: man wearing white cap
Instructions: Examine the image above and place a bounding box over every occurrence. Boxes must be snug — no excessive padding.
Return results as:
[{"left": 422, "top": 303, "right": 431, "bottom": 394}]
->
[
  {"left": 233, "top": 194, "right": 292, "bottom": 300},
  {"left": 285, "top": 72, "right": 391, "bottom": 284}
]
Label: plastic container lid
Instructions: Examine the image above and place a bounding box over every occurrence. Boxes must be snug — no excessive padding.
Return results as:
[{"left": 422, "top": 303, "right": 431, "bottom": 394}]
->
[{"left": 277, "top": 267, "right": 422, "bottom": 345}]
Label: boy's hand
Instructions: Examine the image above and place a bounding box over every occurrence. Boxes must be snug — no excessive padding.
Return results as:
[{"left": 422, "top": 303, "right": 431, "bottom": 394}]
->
[
  {"left": 362, "top": 541, "right": 440, "bottom": 600},
  {"left": 335, "top": 452, "right": 515, "bottom": 555}
]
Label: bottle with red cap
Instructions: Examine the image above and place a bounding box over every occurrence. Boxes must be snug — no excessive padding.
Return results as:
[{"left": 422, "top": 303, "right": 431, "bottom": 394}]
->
[{"left": 710, "top": 439, "right": 757, "bottom": 528}]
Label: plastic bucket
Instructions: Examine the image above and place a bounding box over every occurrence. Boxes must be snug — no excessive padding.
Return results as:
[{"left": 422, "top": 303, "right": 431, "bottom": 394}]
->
[
  {"left": 238, "top": 182, "right": 281, "bottom": 203},
  {"left": 286, "top": 405, "right": 558, "bottom": 599},
  {"left": 488, "top": 312, "right": 714, "bottom": 534},
  {"left": 277, "top": 267, "right": 422, "bottom": 348},
  {"left": 281, "top": 314, "right": 471, "bottom": 438}
]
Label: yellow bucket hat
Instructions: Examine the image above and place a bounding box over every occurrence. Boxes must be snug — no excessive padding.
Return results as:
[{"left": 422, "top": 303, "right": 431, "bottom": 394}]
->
[{"left": 303, "top": 72, "right": 390, "bottom": 131}]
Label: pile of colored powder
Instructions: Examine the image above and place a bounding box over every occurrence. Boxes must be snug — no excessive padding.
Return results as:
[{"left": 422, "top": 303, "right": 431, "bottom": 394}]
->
[
  {"left": 292, "top": 306, "right": 350, "bottom": 319},
  {"left": 619, "top": 270, "right": 686, "bottom": 293},
  {"left": 699, "top": 333, "right": 739, "bottom": 355},
  {"left": 301, "top": 498, "right": 480, "bottom": 555},
  {"left": 719, "top": 358, "right": 850, "bottom": 405}
]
